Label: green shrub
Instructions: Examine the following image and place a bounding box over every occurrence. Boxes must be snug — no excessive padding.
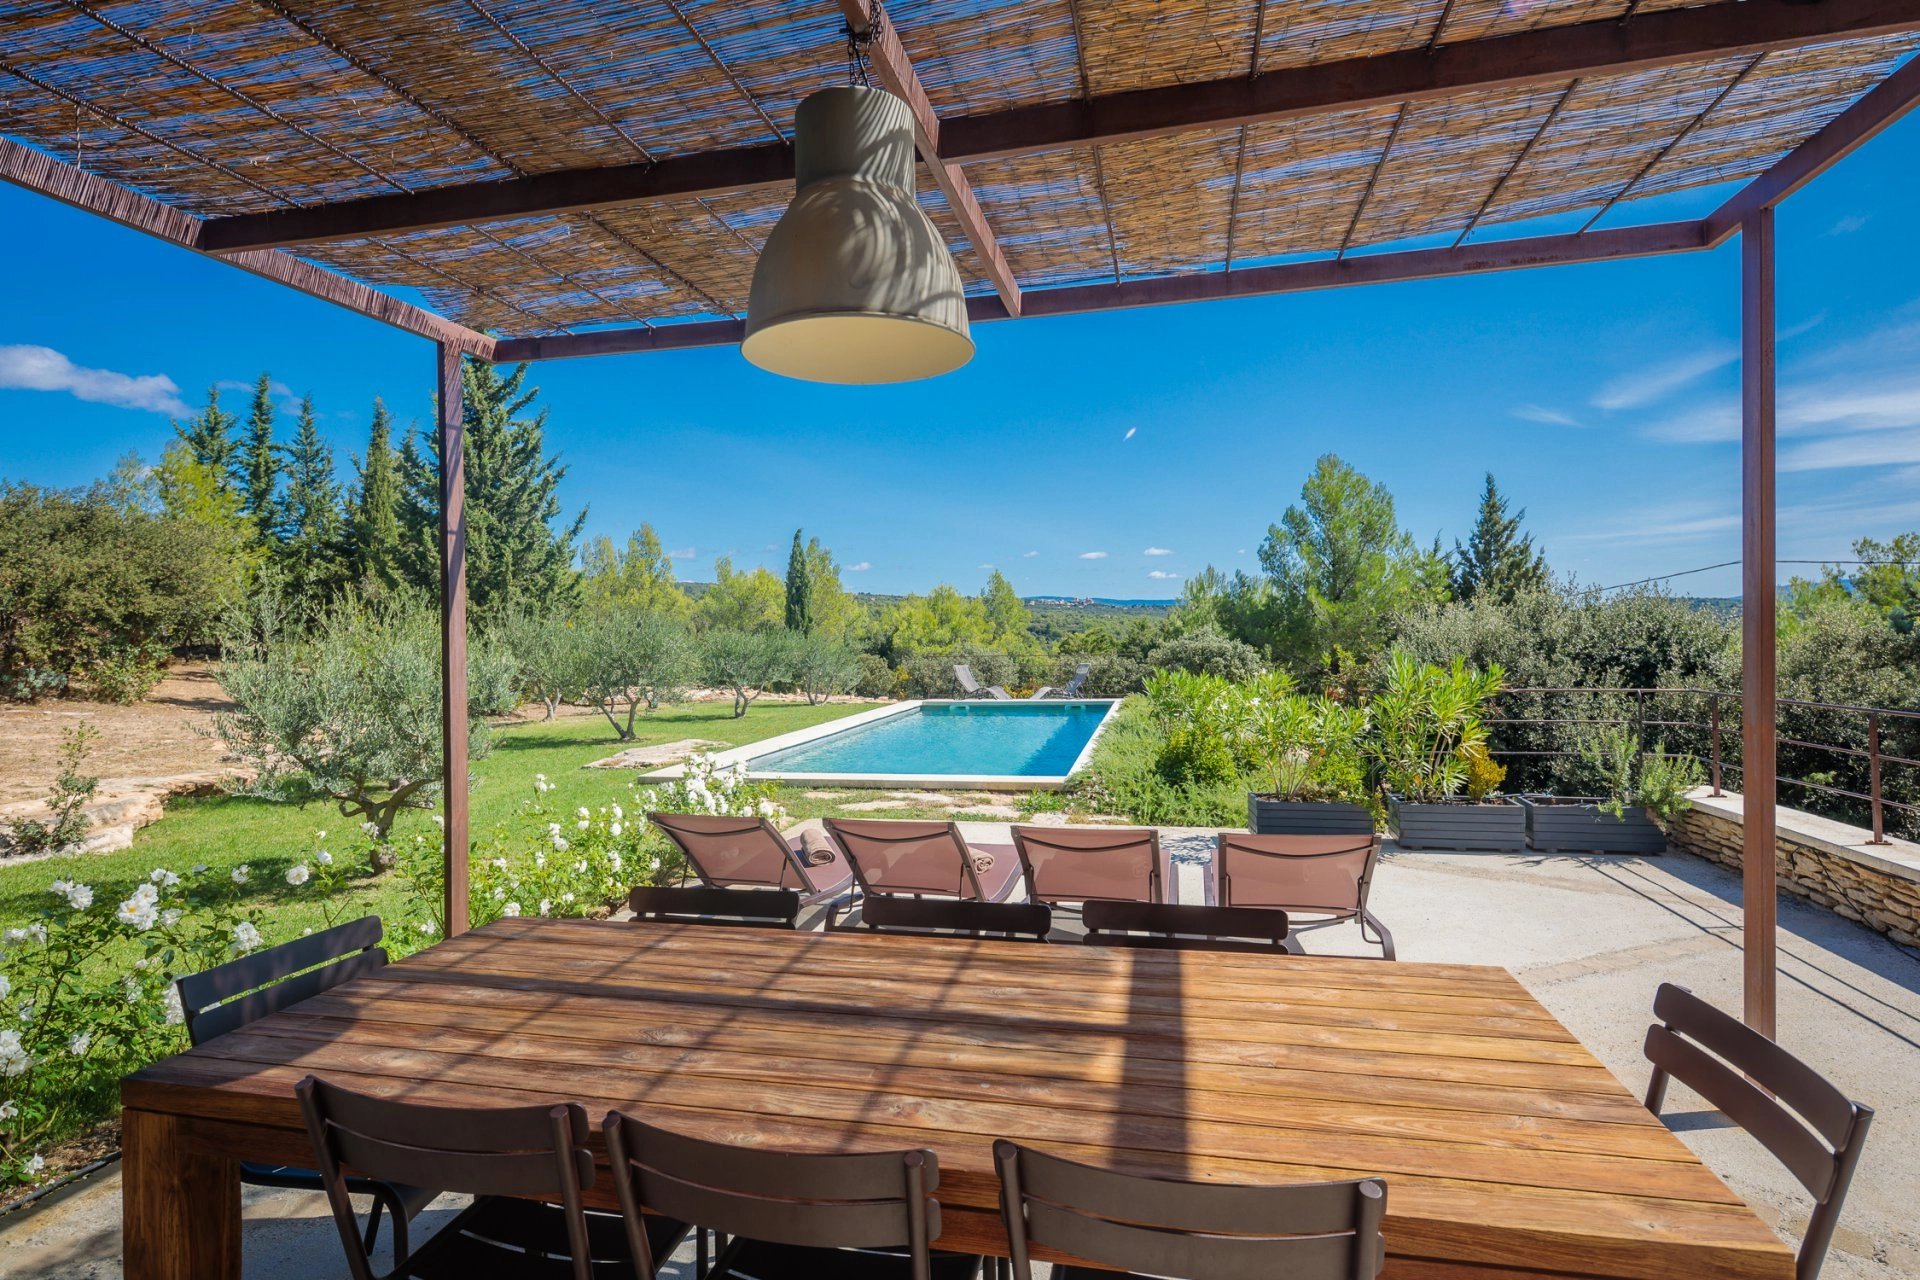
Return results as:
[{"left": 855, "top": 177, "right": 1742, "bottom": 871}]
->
[
  {"left": 1367, "top": 651, "right": 1504, "bottom": 803},
  {"left": 1575, "top": 727, "right": 1705, "bottom": 827},
  {"left": 1144, "top": 628, "right": 1265, "bottom": 682},
  {"left": 85, "top": 644, "right": 167, "bottom": 705},
  {"left": 3, "top": 725, "right": 99, "bottom": 856},
  {"left": 852, "top": 653, "right": 895, "bottom": 699}
]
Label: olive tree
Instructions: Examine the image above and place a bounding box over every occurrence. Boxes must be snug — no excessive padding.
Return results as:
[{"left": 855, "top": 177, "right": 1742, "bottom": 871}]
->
[
  {"left": 793, "top": 635, "right": 863, "bottom": 706},
  {"left": 573, "top": 609, "right": 696, "bottom": 740},
  {"left": 499, "top": 608, "right": 580, "bottom": 720},
  {"left": 212, "top": 598, "right": 517, "bottom": 848},
  {"left": 702, "top": 628, "right": 803, "bottom": 718}
]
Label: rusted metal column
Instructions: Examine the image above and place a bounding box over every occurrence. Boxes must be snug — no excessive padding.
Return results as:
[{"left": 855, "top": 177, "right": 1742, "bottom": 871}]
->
[
  {"left": 1868, "top": 713, "right": 1885, "bottom": 844},
  {"left": 437, "top": 342, "right": 470, "bottom": 937},
  {"left": 1709, "top": 696, "right": 1724, "bottom": 796},
  {"left": 1740, "top": 208, "right": 1778, "bottom": 1038}
]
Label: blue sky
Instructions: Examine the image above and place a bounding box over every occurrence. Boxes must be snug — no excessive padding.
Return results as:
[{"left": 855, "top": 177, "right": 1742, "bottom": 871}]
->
[{"left": 4, "top": 112, "right": 1918, "bottom": 601}]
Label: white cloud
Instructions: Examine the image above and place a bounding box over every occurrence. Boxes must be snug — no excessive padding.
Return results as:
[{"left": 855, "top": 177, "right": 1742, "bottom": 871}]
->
[
  {"left": 1022, "top": 550, "right": 1039, "bottom": 558},
  {"left": 1236, "top": 548, "right": 1247, "bottom": 555},
  {"left": 1781, "top": 428, "right": 1920, "bottom": 473},
  {"left": 1828, "top": 214, "right": 1870, "bottom": 236},
  {"left": 1078, "top": 551, "right": 1108, "bottom": 560},
  {"left": 1147, "top": 570, "right": 1182, "bottom": 581},
  {"left": 1512, "top": 403, "right": 1581, "bottom": 427},
  {"left": 216, "top": 377, "right": 293, "bottom": 399},
  {"left": 978, "top": 563, "right": 995, "bottom": 570},
  {"left": 1122, "top": 427, "right": 1137, "bottom": 441},
  {"left": 1560, "top": 505, "right": 1739, "bottom": 547},
  {"left": 1143, "top": 546, "right": 1174, "bottom": 556},
  {"left": 1592, "top": 344, "right": 1738, "bottom": 411},
  {"left": 667, "top": 546, "right": 696, "bottom": 560},
  {"left": 0, "top": 344, "right": 192, "bottom": 417},
  {"left": 1641, "top": 400, "right": 1737, "bottom": 444},
  {"left": 847, "top": 561, "right": 872, "bottom": 571}
]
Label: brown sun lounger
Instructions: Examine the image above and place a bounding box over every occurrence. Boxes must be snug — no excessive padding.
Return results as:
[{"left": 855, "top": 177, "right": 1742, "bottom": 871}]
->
[
  {"left": 1010, "top": 824, "right": 1171, "bottom": 906},
  {"left": 648, "top": 812, "right": 854, "bottom": 906},
  {"left": 1213, "top": 831, "right": 1394, "bottom": 959},
  {"left": 823, "top": 817, "right": 1021, "bottom": 903}
]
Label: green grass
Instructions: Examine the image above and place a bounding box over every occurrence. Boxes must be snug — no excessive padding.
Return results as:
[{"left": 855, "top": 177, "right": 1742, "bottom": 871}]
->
[{"left": 0, "top": 700, "right": 870, "bottom": 933}]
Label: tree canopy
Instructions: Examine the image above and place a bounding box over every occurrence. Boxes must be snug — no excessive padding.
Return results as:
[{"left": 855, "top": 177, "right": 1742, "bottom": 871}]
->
[{"left": 1452, "top": 472, "right": 1550, "bottom": 603}]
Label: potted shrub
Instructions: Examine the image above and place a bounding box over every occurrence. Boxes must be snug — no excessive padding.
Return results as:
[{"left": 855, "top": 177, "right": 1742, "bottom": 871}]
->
[
  {"left": 1372, "top": 653, "right": 1525, "bottom": 851},
  {"left": 1244, "top": 673, "right": 1375, "bottom": 835},
  {"left": 1520, "top": 727, "right": 1705, "bottom": 853}
]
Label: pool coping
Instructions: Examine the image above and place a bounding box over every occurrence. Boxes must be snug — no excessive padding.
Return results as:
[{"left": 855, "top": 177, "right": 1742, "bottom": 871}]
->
[{"left": 640, "top": 698, "right": 1123, "bottom": 791}]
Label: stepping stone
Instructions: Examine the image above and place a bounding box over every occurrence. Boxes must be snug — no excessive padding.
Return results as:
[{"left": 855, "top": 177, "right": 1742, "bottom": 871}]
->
[
  {"left": 839, "top": 799, "right": 914, "bottom": 812},
  {"left": 586, "top": 739, "right": 729, "bottom": 769},
  {"left": 803, "top": 790, "right": 852, "bottom": 800}
]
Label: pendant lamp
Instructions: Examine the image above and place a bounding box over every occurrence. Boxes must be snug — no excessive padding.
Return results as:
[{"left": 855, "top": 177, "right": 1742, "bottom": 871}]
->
[{"left": 743, "top": 84, "right": 973, "bottom": 384}]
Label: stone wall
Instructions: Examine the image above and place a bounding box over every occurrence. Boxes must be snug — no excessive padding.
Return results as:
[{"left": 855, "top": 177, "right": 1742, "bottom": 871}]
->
[{"left": 1669, "top": 789, "right": 1920, "bottom": 949}]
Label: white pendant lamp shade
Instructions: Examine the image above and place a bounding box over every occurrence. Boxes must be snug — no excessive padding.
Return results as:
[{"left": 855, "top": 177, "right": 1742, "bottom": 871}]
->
[{"left": 743, "top": 85, "right": 973, "bottom": 384}]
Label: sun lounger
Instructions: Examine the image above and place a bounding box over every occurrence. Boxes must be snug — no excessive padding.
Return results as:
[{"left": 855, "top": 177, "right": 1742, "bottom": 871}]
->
[
  {"left": 648, "top": 813, "right": 854, "bottom": 906},
  {"left": 954, "top": 663, "right": 1012, "bottom": 700},
  {"left": 1212, "top": 832, "right": 1393, "bottom": 958},
  {"left": 822, "top": 817, "right": 1021, "bottom": 904}
]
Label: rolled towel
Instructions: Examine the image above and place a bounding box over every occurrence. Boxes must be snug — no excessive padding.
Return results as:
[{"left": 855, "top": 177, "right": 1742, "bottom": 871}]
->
[
  {"left": 969, "top": 851, "right": 995, "bottom": 874},
  {"left": 798, "top": 827, "right": 839, "bottom": 866}
]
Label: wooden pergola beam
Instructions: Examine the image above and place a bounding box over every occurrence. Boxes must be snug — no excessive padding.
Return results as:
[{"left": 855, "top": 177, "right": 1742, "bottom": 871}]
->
[
  {"left": 837, "top": 0, "right": 1022, "bottom": 316},
  {"left": 492, "top": 220, "right": 1706, "bottom": 361},
  {"left": 0, "top": 137, "right": 496, "bottom": 359},
  {"left": 1705, "top": 50, "right": 1920, "bottom": 244},
  {"left": 194, "top": 0, "right": 1920, "bottom": 256}
]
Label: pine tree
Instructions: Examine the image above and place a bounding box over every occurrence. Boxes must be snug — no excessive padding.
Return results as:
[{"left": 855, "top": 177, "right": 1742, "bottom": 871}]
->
[
  {"left": 174, "top": 386, "right": 238, "bottom": 479},
  {"left": 236, "top": 373, "right": 280, "bottom": 538},
  {"left": 784, "top": 529, "right": 813, "bottom": 634},
  {"left": 348, "top": 398, "right": 403, "bottom": 593},
  {"left": 397, "top": 360, "right": 585, "bottom": 620},
  {"left": 579, "top": 524, "right": 691, "bottom": 616},
  {"left": 276, "top": 395, "right": 345, "bottom": 607},
  {"left": 1452, "top": 472, "right": 1550, "bottom": 603},
  {"left": 981, "top": 569, "right": 1030, "bottom": 647}
]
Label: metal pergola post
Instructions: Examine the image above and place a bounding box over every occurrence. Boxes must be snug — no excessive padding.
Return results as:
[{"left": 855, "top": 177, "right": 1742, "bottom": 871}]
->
[
  {"left": 437, "top": 342, "right": 471, "bottom": 937},
  {"left": 1740, "top": 206, "right": 1778, "bottom": 1037}
]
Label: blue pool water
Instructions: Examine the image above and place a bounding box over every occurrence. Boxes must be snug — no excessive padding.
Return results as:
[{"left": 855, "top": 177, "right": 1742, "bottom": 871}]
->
[{"left": 751, "top": 701, "right": 1116, "bottom": 777}]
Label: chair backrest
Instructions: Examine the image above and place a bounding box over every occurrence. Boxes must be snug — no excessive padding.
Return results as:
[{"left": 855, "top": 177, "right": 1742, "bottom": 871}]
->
[
  {"left": 604, "top": 1112, "right": 943, "bottom": 1280},
  {"left": 1083, "top": 901, "right": 1291, "bottom": 955},
  {"left": 650, "top": 812, "right": 810, "bottom": 891},
  {"left": 995, "top": 1141, "right": 1385, "bottom": 1280},
  {"left": 1011, "top": 825, "right": 1163, "bottom": 905},
  {"left": 629, "top": 884, "right": 800, "bottom": 929},
  {"left": 954, "top": 664, "right": 981, "bottom": 693},
  {"left": 1061, "top": 662, "right": 1091, "bottom": 695},
  {"left": 1215, "top": 833, "right": 1381, "bottom": 916},
  {"left": 825, "top": 818, "right": 983, "bottom": 898},
  {"left": 858, "top": 895, "right": 1051, "bottom": 941},
  {"left": 177, "top": 915, "right": 386, "bottom": 1047},
  {"left": 297, "top": 1076, "right": 597, "bottom": 1280},
  {"left": 1643, "top": 984, "right": 1873, "bottom": 1280}
]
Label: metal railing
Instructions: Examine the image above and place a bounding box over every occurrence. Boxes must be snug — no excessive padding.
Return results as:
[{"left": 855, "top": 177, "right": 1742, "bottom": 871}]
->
[{"left": 1489, "top": 687, "right": 1920, "bottom": 845}]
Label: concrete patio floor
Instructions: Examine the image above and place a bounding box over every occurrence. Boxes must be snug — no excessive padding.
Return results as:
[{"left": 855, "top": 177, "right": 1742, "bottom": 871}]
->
[{"left": 5, "top": 836, "right": 1917, "bottom": 1280}]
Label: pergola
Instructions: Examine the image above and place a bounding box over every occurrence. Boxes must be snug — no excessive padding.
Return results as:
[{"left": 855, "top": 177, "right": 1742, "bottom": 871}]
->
[{"left": 7, "top": 0, "right": 1920, "bottom": 1035}]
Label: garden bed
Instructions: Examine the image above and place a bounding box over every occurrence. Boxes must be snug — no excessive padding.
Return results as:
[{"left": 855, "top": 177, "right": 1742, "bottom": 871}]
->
[
  {"left": 1518, "top": 795, "right": 1666, "bottom": 853},
  {"left": 1389, "top": 796, "right": 1526, "bottom": 851},
  {"left": 1248, "top": 796, "right": 1376, "bottom": 836}
]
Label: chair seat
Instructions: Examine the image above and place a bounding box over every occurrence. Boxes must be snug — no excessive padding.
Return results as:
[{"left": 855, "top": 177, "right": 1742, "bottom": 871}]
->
[
  {"left": 396, "top": 1197, "right": 688, "bottom": 1280},
  {"left": 969, "top": 843, "right": 1020, "bottom": 902},
  {"left": 784, "top": 836, "right": 856, "bottom": 903},
  {"left": 713, "top": 1236, "right": 984, "bottom": 1280}
]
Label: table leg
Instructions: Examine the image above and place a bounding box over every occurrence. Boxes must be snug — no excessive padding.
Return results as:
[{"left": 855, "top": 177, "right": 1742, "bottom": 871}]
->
[{"left": 121, "top": 1108, "right": 240, "bottom": 1280}]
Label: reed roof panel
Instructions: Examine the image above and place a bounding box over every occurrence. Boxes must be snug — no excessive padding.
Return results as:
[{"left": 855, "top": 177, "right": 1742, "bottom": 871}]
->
[{"left": 1, "top": 0, "right": 1912, "bottom": 338}]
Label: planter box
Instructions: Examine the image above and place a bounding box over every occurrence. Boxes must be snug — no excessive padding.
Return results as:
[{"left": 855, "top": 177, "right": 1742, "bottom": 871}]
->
[
  {"left": 1247, "top": 795, "right": 1376, "bottom": 836},
  {"left": 1518, "top": 795, "right": 1666, "bottom": 854},
  {"left": 1389, "top": 795, "right": 1526, "bottom": 851}
]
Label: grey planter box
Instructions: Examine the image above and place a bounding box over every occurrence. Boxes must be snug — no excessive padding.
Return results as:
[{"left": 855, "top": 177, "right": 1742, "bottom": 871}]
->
[
  {"left": 1518, "top": 795, "right": 1666, "bottom": 854},
  {"left": 1247, "top": 795, "right": 1376, "bottom": 836},
  {"left": 1389, "top": 795, "right": 1526, "bottom": 851}
]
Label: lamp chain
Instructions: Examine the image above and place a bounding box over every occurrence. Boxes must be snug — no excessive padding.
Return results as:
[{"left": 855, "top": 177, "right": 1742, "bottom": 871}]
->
[{"left": 845, "top": 5, "right": 881, "bottom": 87}]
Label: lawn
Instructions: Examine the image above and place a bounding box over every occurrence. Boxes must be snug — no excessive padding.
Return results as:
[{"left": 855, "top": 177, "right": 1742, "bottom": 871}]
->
[{"left": 0, "top": 699, "right": 874, "bottom": 935}]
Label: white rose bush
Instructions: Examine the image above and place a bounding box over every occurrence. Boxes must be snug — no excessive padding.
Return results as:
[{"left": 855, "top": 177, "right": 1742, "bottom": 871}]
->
[{"left": 0, "top": 864, "right": 270, "bottom": 1188}]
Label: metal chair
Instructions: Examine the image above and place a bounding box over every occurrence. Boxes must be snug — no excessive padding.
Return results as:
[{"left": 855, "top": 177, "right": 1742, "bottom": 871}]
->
[
  {"left": 176, "top": 917, "right": 428, "bottom": 1257},
  {"left": 604, "top": 1110, "right": 986, "bottom": 1280},
  {"left": 297, "top": 1077, "right": 687, "bottom": 1280},
  {"left": 1643, "top": 983, "right": 1874, "bottom": 1280},
  {"left": 1213, "top": 833, "right": 1394, "bottom": 959},
  {"left": 648, "top": 812, "right": 853, "bottom": 906},
  {"left": 1009, "top": 825, "right": 1169, "bottom": 907},
  {"left": 995, "top": 1140, "right": 1385, "bottom": 1280},
  {"left": 835, "top": 894, "right": 1052, "bottom": 941},
  {"left": 1081, "top": 901, "right": 1299, "bottom": 955},
  {"left": 628, "top": 884, "right": 801, "bottom": 929}
]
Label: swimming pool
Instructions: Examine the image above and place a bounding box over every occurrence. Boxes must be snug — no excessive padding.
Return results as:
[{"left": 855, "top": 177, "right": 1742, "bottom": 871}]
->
[{"left": 656, "top": 700, "right": 1120, "bottom": 788}]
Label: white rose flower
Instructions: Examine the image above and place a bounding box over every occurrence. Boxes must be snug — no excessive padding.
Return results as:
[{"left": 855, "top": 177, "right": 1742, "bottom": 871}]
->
[
  {"left": 534, "top": 851, "right": 548, "bottom": 868},
  {"left": 418, "top": 921, "right": 439, "bottom": 938},
  {"left": 159, "top": 908, "right": 182, "bottom": 929},
  {"left": 49, "top": 880, "right": 93, "bottom": 911},
  {"left": 68, "top": 1032, "right": 91, "bottom": 1056},
  {"left": 192, "top": 863, "right": 209, "bottom": 874},
  {"left": 116, "top": 894, "right": 159, "bottom": 931},
  {"left": 559, "top": 892, "right": 575, "bottom": 905},
  {"left": 492, "top": 887, "right": 506, "bottom": 900},
  {"left": 0, "top": 975, "right": 8, "bottom": 999},
  {"left": 611, "top": 804, "right": 624, "bottom": 821},
  {"left": 502, "top": 902, "right": 522, "bottom": 918},
  {"left": 149, "top": 868, "right": 180, "bottom": 887},
  {"left": 23, "top": 1154, "right": 44, "bottom": 1177},
  {"left": 285, "top": 865, "right": 311, "bottom": 887},
  {"left": 609, "top": 852, "right": 623, "bottom": 871},
  {"left": 552, "top": 837, "right": 570, "bottom": 853},
  {"left": 0, "top": 1100, "right": 16, "bottom": 1120},
  {"left": 574, "top": 860, "right": 588, "bottom": 875},
  {"left": 491, "top": 857, "right": 508, "bottom": 871},
  {"left": 161, "top": 987, "right": 185, "bottom": 1026},
  {"left": 432, "top": 814, "right": 445, "bottom": 828},
  {"left": 609, "top": 822, "right": 622, "bottom": 837},
  {"left": 231, "top": 865, "right": 251, "bottom": 884},
  {"left": 576, "top": 819, "right": 589, "bottom": 831},
  {"left": 314, "top": 849, "right": 333, "bottom": 866},
  {"left": 230, "top": 921, "right": 263, "bottom": 953},
  {"left": 123, "top": 975, "right": 143, "bottom": 1004}
]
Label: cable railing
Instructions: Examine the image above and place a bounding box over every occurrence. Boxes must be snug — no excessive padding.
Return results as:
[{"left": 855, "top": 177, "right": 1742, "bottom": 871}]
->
[{"left": 1489, "top": 687, "right": 1920, "bottom": 845}]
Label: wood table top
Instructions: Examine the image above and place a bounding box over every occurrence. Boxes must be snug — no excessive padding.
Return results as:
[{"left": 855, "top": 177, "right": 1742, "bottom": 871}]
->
[{"left": 124, "top": 917, "right": 1793, "bottom": 1280}]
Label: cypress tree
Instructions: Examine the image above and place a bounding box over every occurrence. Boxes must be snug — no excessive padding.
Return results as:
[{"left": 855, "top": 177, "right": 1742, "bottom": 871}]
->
[
  {"left": 175, "top": 386, "right": 238, "bottom": 479},
  {"left": 349, "top": 397, "right": 403, "bottom": 593},
  {"left": 784, "top": 528, "right": 813, "bottom": 633},
  {"left": 276, "top": 395, "right": 345, "bottom": 607},
  {"left": 1452, "top": 472, "right": 1550, "bottom": 603},
  {"left": 236, "top": 373, "right": 280, "bottom": 538}
]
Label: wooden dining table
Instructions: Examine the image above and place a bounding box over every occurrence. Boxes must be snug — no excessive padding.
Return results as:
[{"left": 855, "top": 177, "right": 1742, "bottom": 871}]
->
[{"left": 120, "top": 916, "right": 1793, "bottom": 1280}]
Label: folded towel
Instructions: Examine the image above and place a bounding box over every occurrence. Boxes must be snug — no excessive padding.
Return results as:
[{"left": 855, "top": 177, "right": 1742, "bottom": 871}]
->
[{"left": 798, "top": 827, "right": 839, "bottom": 866}]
